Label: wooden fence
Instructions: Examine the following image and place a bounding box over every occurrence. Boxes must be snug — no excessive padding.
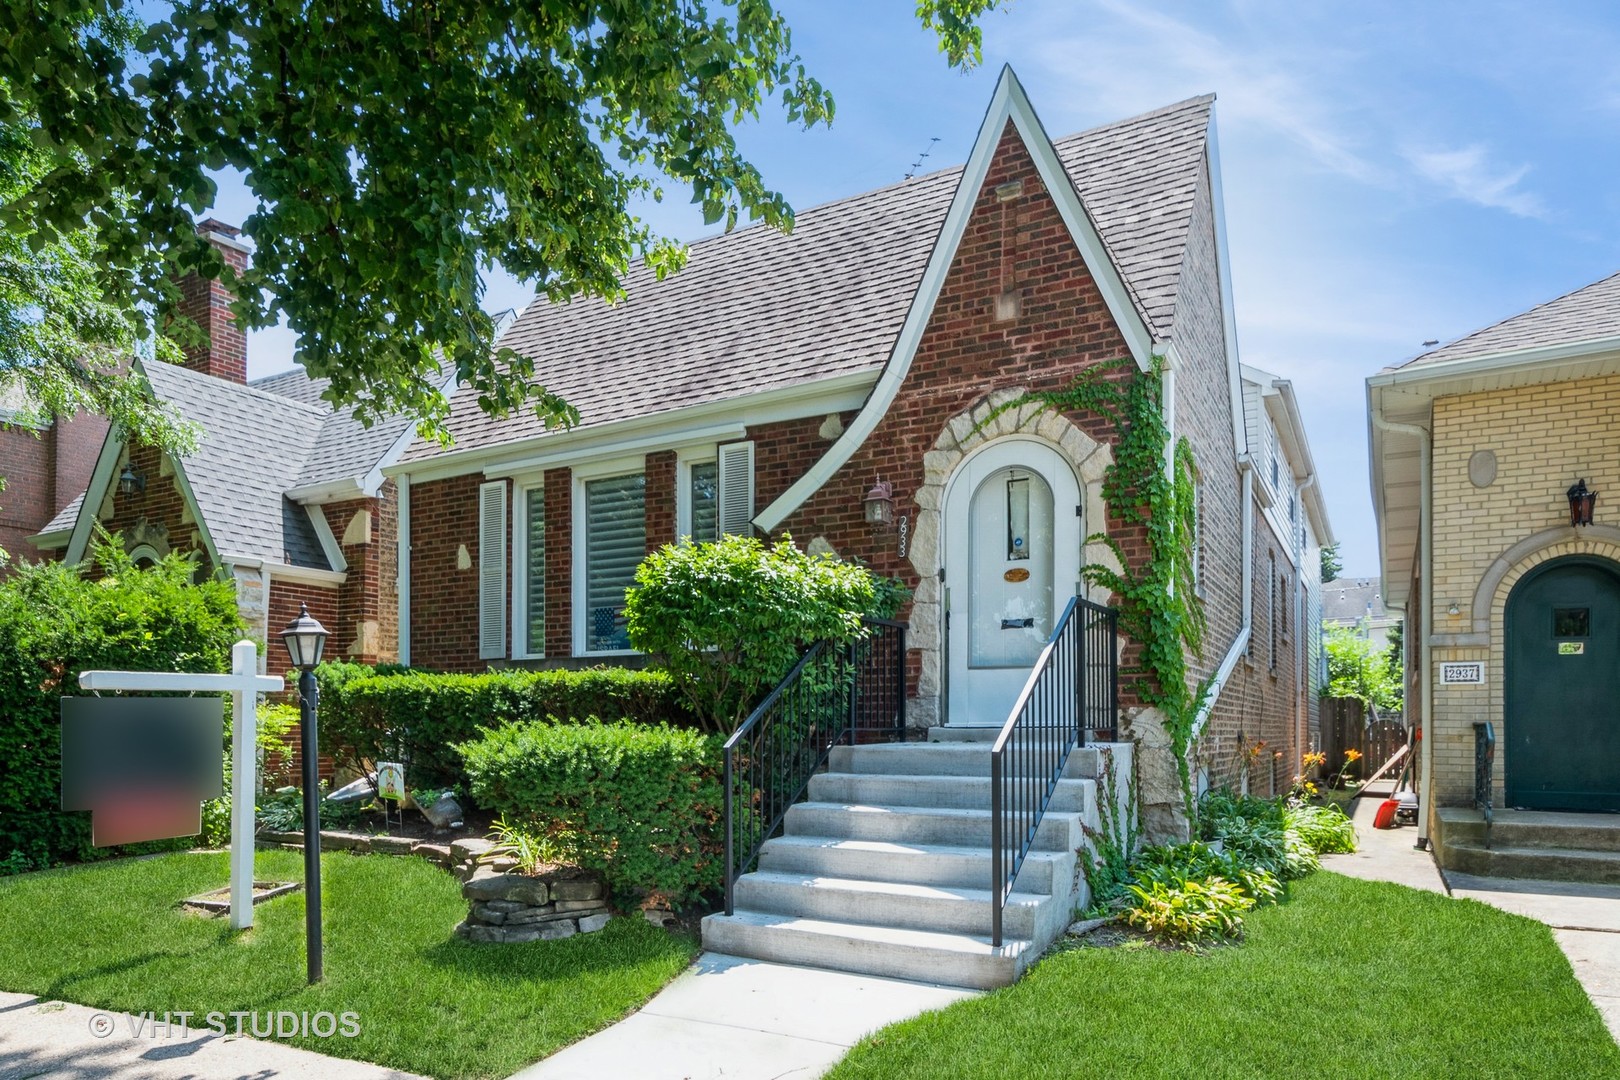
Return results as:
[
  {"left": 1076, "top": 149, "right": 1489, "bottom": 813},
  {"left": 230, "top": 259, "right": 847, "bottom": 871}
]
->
[{"left": 1318, "top": 697, "right": 1406, "bottom": 780}]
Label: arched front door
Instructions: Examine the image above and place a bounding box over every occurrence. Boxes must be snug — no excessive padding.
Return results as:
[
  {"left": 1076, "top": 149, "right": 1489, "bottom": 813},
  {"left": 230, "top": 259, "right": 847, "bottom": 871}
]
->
[
  {"left": 1504, "top": 556, "right": 1620, "bottom": 811},
  {"left": 943, "top": 439, "right": 1081, "bottom": 727}
]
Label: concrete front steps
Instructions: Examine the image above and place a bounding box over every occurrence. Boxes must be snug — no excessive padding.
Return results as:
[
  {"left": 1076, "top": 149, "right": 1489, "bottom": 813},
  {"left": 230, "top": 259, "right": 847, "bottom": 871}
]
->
[
  {"left": 701, "top": 735, "right": 1110, "bottom": 990},
  {"left": 1435, "top": 807, "right": 1620, "bottom": 884}
]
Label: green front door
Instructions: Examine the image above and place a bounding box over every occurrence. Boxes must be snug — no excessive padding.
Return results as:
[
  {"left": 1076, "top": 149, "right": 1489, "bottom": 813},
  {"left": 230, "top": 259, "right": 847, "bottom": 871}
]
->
[{"left": 1504, "top": 557, "right": 1620, "bottom": 812}]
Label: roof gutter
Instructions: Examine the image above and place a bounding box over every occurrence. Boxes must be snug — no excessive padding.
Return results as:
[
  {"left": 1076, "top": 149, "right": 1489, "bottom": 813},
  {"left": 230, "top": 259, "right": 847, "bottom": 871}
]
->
[{"left": 222, "top": 553, "right": 346, "bottom": 588}]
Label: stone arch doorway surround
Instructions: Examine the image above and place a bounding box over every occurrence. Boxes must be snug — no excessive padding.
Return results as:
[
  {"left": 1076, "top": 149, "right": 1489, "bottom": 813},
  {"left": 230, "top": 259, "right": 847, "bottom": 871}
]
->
[{"left": 906, "top": 387, "right": 1115, "bottom": 728}]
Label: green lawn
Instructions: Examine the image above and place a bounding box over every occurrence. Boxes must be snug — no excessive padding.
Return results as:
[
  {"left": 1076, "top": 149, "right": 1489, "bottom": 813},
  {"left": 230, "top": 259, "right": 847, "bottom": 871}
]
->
[
  {"left": 0, "top": 849, "right": 697, "bottom": 1080},
  {"left": 829, "top": 873, "right": 1620, "bottom": 1080}
]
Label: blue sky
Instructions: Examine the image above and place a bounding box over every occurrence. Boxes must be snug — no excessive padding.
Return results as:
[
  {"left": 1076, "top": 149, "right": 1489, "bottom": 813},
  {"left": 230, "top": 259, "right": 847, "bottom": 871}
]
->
[{"left": 214, "top": 0, "right": 1620, "bottom": 577}]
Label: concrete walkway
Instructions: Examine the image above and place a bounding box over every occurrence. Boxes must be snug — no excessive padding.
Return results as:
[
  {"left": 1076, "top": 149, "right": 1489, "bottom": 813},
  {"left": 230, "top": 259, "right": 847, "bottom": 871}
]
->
[
  {"left": 0, "top": 991, "right": 426, "bottom": 1080},
  {"left": 507, "top": 952, "right": 977, "bottom": 1080},
  {"left": 1321, "top": 790, "right": 1620, "bottom": 1044}
]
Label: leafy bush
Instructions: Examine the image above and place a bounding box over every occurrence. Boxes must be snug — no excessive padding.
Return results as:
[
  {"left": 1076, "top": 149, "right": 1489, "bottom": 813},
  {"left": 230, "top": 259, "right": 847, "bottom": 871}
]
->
[
  {"left": 625, "top": 534, "right": 888, "bottom": 729},
  {"left": 1134, "top": 842, "right": 1282, "bottom": 907},
  {"left": 458, "top": 720, "right": 724, "bottom": 906},
  {"left": 1124, "top": 876, "right": 1255, "bottom": 942},
  {"left": 319, "top": 666, "right": 695, "bottom": 791},
  {"left": 0, "top": 540, "right": 242, "bottom": 872},
  {"left": 1284, "top": 801, "right": 1357, "bottom": 854},
  {"left": 255, "top": 785, "right": 366, "bottom": 833}
]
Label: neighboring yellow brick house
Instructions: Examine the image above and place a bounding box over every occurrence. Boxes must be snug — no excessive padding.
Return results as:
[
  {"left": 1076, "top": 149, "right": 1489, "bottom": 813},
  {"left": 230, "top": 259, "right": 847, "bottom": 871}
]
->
[{"left": 1370, "top": 271, "right": 1620, "bottom": 879}]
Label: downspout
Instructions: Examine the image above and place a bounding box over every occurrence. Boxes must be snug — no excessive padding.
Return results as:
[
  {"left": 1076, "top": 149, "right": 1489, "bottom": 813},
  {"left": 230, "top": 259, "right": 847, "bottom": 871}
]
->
[
  {"left": 1372, "top": 414, "right": 1432, "bottom": 847},
  {"left": 397, "top": 475, "right": 411, "bottom": 667},
  {"left": 1296, "top": 472, "right": 1318, "bottom": 765},
  {"left": 1189, "top": 461, "right": 1254, "bottom": 743}
]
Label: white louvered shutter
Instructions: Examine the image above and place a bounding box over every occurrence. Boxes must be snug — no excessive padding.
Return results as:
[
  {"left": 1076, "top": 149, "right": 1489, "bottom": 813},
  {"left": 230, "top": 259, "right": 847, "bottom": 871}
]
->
[
  {"left": 717, "top": 441, "right": 755, "bottom": 537},
  {"left": 478, "top": 481, "right": 507, "bottom": 660}
]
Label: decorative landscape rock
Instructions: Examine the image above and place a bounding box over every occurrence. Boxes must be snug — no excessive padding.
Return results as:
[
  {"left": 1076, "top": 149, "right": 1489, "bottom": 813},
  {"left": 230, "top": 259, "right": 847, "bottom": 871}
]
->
[{"left": 454, "top": 866, "right": 612, "bottom": 944}]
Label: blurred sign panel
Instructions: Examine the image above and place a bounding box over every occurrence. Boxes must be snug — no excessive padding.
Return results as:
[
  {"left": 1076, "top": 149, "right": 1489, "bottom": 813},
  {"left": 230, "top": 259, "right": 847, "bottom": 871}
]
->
[{"left": 61, "top": 697, "right": 223, "bottom": 846}]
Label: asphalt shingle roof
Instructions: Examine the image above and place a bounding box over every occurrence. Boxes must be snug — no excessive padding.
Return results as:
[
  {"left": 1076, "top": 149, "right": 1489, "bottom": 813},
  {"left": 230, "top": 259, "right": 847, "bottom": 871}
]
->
[
  {"left": 44, "top": 360, "right": 434, "bottom": 566},
  {"left": 403, "top": 94, "right": 1215, "bottom": 462},
  {"left": 1400, "top": 271, "right": 1620, "bottom": 369},
  {"left": 250, "top": 368, "right": 429, "bottom": 488},
  {"left": 148, "top": 361, "right": 329, "bottom": 567}
]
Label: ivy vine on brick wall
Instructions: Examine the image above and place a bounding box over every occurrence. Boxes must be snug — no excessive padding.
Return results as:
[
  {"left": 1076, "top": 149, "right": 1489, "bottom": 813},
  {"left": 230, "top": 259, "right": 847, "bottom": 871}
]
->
[{"left": 985, "top": 356, "right": 1211, "bottom": 807}]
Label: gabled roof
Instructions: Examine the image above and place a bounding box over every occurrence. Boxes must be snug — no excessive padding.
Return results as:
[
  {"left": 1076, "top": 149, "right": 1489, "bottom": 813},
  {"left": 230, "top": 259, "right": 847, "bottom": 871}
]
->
[
  {"left": 401, "top": 85, "right": 1215, "bottom": 465},
  {"left": 43, "top": 359, "right": 448, "bottom": 569},
  {"left": 1397, "top": 271, "right": 1620, "bottom": 369}
]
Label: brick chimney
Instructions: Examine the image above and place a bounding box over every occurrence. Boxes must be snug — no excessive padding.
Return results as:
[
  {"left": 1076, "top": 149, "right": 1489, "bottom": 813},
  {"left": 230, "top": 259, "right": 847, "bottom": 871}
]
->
[{"left": 175, "top": 219, "right": 250, "bottom": 383}]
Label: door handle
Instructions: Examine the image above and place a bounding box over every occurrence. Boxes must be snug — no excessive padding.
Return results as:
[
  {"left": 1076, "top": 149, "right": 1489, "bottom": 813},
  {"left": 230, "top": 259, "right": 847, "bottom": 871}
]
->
[{"left": 1001, "top": 618, "right": 1035, "bottom": 629}]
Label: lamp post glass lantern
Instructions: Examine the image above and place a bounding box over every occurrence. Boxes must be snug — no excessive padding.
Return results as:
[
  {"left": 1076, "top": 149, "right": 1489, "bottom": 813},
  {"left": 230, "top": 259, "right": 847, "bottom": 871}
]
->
[
  {"left": 1568, "top": 478, "right": 1598, "bottom": 527},
  {"left": 280, "top": 602, "right": 329, "bottom": 983}
]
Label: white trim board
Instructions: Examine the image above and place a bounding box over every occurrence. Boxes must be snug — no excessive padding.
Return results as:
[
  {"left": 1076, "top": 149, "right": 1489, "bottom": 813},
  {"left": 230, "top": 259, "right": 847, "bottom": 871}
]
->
[
  {"left": 389, "top": 370, "right": 875, "bottom": 485},
  {"left": 753, "top": 65, "right": 1154, "bottom": 533}
]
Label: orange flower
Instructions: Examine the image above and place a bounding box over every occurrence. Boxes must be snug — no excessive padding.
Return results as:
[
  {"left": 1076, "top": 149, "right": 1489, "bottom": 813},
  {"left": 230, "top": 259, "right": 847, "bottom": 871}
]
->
[
  {"left": 1344, "top": 748, "right": 1363, "bottom": 763},
  {"left": 1302, "top": 751, "right": 1326, "bottom": 769}
]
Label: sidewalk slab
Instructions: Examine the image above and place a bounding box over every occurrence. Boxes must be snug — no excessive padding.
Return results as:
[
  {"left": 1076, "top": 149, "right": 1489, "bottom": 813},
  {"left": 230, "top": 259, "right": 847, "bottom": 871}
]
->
[
  {"left": 509, "top": 952, "right": 977, "bottom": 1080},
  {"left": 0, "top": 992, "right": 425, "bottom": 1080}
]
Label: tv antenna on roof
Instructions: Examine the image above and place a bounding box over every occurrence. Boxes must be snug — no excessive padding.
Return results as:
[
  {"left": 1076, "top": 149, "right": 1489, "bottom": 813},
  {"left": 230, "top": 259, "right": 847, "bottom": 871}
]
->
[{"left": 905, "top": 137, "right": 941, "bottom": 180}]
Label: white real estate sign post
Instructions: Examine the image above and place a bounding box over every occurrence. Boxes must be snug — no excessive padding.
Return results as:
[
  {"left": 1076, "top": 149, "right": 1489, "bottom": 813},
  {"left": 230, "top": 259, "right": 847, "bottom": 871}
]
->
[{"left": 79, "top": 640, "right": 286, "bottom": 929}]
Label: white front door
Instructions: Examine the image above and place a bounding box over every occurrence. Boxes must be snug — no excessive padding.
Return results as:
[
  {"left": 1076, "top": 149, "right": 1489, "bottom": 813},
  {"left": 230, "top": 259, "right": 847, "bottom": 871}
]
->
[{"left": 944, "top": 439, "right": 1082, "bottom": 726}]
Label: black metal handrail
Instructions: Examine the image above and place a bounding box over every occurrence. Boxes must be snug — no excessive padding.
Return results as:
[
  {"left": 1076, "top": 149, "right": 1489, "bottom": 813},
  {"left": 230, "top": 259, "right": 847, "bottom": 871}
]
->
[
  {"left": 1474, "top": 721, "right": 1495, "bottom": 848},
  {"left": 722, "top": 618, "right": 908, "bottom": 915},
  {"left": 989, "top": 596, "right": 1118, "bottom": 946}
]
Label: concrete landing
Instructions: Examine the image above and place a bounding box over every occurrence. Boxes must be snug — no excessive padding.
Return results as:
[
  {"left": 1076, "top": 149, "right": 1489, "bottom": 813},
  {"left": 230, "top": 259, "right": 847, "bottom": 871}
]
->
[{"left": 507, "top": 952, "right": 976, "bottom": 1080}]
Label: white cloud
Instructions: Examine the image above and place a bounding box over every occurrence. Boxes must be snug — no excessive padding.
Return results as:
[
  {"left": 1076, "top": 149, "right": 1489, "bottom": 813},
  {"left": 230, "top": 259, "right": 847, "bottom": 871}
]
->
[
  {"left": 1403, "top": 144, "right": 1546, "bottom": 219},
  {"left": 998, "top": 0, "right": 1386, "bottom": 185}
]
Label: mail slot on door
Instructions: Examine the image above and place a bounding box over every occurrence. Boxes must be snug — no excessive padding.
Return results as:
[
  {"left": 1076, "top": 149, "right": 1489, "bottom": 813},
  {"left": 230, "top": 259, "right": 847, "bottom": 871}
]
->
[{"left": 1001, "top": 618, "right": 1035, "bottom": 629}]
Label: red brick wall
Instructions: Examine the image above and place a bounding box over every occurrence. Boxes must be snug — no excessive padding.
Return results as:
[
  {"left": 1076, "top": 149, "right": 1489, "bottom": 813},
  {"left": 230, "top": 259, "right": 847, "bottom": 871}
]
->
[
  {"left": 543, "top": 468, "right": 572, "bottom": 658},
  {"left": 175, "top": 225, "right": 249, "bottom": 384},
  {"left": 324, "top": 494, "right": 395, "bottom": 663},
  {"left": 406, "top": 473, "right": 488, "bottom": 672},
  {"left": 266, "top": 580, "right": 341, "bottom": 781},
  {"left": 0, "top": 412, "right": 110, "bottom": 568},
  {"left": 95, "top": 442, "right": 210, "bottom": 565},
  {"left": 764, "top": 124, "right": 1149, "bottom": 704},
  {"left": 646, "top": 450, "right": 677, "bottom": 554}
]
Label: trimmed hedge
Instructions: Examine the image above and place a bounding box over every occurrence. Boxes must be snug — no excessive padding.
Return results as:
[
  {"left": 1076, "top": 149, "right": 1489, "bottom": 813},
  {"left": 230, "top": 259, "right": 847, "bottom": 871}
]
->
[
  {"left": 457, "top": 720, "right": 724, "bottom": 906},
  {"left": 0, "top": 542, "right": 242, "bottom": 873},
  {"left": 318, "top": 666, "right": 697, "bottom": 790}
]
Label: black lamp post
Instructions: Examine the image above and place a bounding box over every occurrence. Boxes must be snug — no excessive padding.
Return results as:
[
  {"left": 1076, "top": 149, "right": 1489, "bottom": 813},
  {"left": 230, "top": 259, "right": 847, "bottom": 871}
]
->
[{"left": 280, "top": 602, "right": 329, "bottom": 984}]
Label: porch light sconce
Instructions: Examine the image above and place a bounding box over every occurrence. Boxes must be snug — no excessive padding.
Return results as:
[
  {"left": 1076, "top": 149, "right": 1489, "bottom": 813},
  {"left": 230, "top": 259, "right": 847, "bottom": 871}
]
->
[
  {"left": 863, "top": 480, "right": 896, "bottom": 528},
  {"left": 1567, "top": 478, "right": 1597, "bottom": 527},
  {"left": 117, "top": 463, "right": 146, "bottom": 498}
]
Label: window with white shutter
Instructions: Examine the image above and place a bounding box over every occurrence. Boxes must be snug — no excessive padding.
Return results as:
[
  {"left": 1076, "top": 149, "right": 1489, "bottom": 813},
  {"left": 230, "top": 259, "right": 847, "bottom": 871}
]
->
[
  {"left": 584, "top": 472, "right": 645, "bottom": 652},
  {"left": 717, "top": 441, "right": 754, "bottom": 537},
  {"left": 478, "top": 481, "right": 507, "bottom": 660}
]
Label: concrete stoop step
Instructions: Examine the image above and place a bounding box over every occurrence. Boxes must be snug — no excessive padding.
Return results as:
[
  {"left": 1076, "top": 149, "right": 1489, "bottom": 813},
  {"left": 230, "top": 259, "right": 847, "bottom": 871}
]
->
[
  {"left": 701, "top": 740, "right": 1100, "bottom": 991},
  {"left": 1436, "top": 807, "right": 1620, "bottom": 884}
]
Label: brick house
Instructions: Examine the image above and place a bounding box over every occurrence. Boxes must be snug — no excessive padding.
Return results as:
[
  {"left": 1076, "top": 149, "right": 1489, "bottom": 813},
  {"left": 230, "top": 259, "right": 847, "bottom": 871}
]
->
[
  {"left": 25, "top": 221, "right": 445, "bottom": 687},
  {"left": 1370, "top": 269, "right": 1620, "bottom": 876},
  {"left": 388, "top": 69, "right": 1331, "bottom": 834}
]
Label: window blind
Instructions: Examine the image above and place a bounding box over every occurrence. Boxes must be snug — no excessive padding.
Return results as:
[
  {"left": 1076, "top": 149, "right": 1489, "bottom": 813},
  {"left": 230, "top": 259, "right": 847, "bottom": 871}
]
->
[{"left": 585, "top": 472, "right": 645, "bottom": 651}]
